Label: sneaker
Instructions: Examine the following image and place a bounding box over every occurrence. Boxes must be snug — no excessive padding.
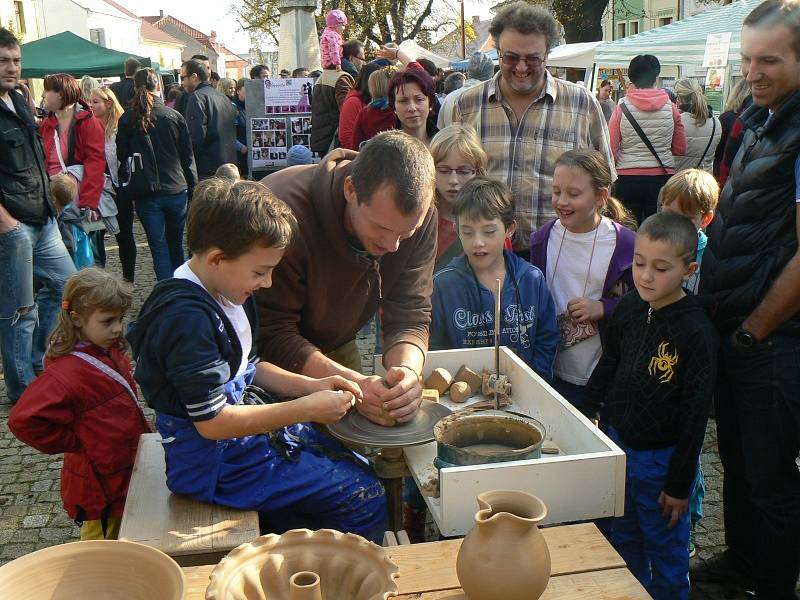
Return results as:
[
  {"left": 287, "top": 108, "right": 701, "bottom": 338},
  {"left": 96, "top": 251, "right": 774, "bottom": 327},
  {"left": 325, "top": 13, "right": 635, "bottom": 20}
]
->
[
  {"left": 691, "top": 551, "right": 754, "bottom": 589},
  {"left": 688, "top": 528, "right": 697, "bottom": 558}
]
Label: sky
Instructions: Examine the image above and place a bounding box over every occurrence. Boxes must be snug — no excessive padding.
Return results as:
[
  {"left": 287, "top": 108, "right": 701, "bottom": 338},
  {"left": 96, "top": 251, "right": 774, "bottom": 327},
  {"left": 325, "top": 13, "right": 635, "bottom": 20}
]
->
[{"left": 116, "top": 0, "right": 497, "bottom": 55}]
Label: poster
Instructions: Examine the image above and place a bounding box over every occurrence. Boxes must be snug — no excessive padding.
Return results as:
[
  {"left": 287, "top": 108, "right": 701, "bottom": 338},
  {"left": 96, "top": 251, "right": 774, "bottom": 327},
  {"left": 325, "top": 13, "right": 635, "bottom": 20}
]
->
[
  {"left": 705, "top": 67, "right": 725, "bottom": 92},
  {"left": 263, "top": 78, "right": 314, "bottom": 114},
  {"left": 251, "top": 118, "right": 288, "bottom": 169},
  {"left": 289, "top": 116, "right": 312, "bottom": 150},
  {"left": 702, "top": 32, "right": 732, "bottom": 68}
]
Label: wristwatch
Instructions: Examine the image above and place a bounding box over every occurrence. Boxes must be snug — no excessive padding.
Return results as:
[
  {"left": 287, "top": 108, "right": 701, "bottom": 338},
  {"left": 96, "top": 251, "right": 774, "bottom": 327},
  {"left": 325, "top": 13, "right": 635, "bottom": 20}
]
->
[{"left": 733, "top": 327, "right": 757, "bottom": 348}]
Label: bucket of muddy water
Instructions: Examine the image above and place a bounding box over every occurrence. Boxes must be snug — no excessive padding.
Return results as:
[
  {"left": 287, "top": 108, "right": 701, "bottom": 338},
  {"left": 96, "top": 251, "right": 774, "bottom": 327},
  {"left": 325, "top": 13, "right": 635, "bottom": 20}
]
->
[{"left": 433, "top": 410, "right": 546, "bottom": 470}]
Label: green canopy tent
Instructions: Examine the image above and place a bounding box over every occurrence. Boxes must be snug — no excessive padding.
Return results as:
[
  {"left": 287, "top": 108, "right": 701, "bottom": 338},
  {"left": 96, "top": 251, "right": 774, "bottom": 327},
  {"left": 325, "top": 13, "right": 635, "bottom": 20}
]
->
[{"left": 20, "top": 31, "right": 151, "bottom": 78}]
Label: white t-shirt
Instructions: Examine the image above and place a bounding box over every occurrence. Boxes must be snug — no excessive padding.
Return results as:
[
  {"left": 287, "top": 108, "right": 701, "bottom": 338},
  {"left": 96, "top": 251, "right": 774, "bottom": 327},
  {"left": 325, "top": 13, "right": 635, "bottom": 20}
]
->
[
  {"left": 173, "top": 261, "right": 251, "bottom": 378},
  {"left": 1, "top": 93, "right": 17, "bottom": 114},
  {"left": 546, "top": 217, "right": 617, "bottom": 385}
]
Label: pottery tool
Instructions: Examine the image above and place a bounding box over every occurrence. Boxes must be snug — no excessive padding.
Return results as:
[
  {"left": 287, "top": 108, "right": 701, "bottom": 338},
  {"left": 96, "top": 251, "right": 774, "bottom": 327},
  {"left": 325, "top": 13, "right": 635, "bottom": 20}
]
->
[{"left": 494, "top": 277, "right": 501, "bottom": 411}]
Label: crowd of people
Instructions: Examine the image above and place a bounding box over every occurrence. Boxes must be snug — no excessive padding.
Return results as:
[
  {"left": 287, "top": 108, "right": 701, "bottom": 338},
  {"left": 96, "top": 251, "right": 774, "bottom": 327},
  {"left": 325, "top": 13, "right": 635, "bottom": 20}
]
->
[{"left": 1, "top": 0, "right": 799, "bottom": 599}]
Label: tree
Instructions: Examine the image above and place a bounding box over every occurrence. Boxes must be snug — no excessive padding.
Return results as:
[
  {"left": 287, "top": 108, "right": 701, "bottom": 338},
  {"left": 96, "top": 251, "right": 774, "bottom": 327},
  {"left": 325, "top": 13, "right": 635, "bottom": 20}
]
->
[
  {"left": 233, "top": 0, "right": 452, "bottom": 48},
  {"left": 552, "top": 0, "right": 607, "bottom": 43}
]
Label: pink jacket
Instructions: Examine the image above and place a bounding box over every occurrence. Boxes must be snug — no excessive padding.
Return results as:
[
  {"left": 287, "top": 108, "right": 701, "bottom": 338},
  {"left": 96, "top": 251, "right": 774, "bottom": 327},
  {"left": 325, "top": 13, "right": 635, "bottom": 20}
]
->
[
  {"left": 320, "top": 27, "right": 343, "bottom": 69},
  {"left": 609, "top": 88, "right": 687, "bottom": 176}
]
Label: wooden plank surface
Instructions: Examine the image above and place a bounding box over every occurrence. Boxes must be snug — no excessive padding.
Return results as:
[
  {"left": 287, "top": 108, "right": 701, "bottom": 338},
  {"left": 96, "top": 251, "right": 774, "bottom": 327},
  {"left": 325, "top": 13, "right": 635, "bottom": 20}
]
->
[
  {"left": 391, "top": 568, "right": 652, "bottom": 599},
  {"left": 119, "top": 434, "right": 259, "bottom": 558},
  {"left": 182, "top": 523, "right": 625, "bottom": 599}
]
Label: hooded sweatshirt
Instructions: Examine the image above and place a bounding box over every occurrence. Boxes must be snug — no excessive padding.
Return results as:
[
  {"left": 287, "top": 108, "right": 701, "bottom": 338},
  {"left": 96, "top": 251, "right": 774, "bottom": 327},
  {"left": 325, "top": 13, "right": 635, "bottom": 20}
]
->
[
  {"left": 609, "top": 88, "right": 687, "bottom": 175},
  {"left": 430, "top": 250, "right": 559, "bottom": 379},
  {"left": 257, "top": 149, "right": 437, "bottom": 373},
  {"left": 585, "top": 291, "right": 718, "bottom": 498},
  {"left": 126, "top": 278, "right": 259, "bottom": 422}
]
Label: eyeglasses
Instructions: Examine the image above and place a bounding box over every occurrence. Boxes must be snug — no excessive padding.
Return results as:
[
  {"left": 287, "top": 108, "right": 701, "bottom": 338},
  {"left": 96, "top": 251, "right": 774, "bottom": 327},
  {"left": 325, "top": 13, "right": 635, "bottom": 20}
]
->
[
  {"left": 498, "top": 51, "right": 546, "bottom": 67},
  {"left": 436, "top": 167, "right": 476, "bottom": 178}
]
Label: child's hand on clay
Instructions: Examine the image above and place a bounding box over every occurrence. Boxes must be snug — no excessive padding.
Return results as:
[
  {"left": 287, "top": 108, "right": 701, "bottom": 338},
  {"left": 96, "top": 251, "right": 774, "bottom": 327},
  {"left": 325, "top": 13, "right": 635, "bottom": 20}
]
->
[
  {"left": 305, "top": 375, "right": 363, "bottom": 400},
  {"left": 300, "top": 390, "right": 355, "bottom": 424}
]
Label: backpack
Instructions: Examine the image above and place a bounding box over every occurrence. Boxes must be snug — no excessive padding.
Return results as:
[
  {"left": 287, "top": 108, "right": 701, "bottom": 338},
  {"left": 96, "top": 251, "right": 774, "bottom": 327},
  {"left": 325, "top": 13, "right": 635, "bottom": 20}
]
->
[{"left": 120, "top": 121, "right": 160, "bottom": 197}]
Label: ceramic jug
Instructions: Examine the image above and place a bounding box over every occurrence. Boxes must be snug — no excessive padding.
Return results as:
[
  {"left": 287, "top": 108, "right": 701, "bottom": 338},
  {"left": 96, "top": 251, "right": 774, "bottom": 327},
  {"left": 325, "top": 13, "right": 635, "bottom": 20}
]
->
[{"left": 456, "top": 490, "right": 551, "bottom": 600}]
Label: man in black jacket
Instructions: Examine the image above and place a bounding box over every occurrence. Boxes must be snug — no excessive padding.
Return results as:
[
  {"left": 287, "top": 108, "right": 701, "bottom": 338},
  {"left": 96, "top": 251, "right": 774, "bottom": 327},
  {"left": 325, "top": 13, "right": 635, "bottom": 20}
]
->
[
  {"left": 0, "top": 28, "right": 75, "bottom": 403},
  {"left": 182, "top": 58, "right": 236, "bottom": 179},
  {"left": 109, "top": 57, "right": 140, "bottom": 109},
  {"left": 694, "top": 2, "right": 800, "bottom": 598}
]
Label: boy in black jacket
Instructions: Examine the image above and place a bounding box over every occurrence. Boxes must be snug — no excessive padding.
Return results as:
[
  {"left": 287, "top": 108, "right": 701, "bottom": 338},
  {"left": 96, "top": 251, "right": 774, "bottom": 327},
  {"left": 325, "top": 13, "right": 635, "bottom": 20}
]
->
[{"left": 586, "top": 212, "right": 718, "bottom": 600}]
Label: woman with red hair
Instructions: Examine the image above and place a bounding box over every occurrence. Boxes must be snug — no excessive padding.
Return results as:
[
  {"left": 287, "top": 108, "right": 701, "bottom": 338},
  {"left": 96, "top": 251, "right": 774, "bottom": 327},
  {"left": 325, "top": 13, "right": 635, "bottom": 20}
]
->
[{"left": 376, "top": 46, "right": 439, "bottom": 146}]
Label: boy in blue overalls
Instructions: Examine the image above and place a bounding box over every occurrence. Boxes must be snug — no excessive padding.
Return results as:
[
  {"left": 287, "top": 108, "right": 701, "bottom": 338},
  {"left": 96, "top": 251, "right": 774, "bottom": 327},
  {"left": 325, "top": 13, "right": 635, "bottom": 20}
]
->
[{"left": 127, "top": 178, "right": 388, "bottom": 541}]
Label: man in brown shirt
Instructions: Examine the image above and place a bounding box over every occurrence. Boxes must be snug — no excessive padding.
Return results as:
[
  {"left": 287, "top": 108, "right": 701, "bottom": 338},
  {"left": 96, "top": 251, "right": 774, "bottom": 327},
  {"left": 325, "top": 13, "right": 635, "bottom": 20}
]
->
[{"left": 258, "top": 131, "right": 437, "bottom": 424}]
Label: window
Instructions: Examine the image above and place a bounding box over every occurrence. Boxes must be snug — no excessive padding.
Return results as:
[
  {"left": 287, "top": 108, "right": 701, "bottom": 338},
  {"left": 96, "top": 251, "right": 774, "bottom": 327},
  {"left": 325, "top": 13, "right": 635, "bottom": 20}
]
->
[
  {"left": 630, "top": 21, "right": 640, "bottom": 35},
  {"left": 90, "top": 28, "right": 106, "bottom": 47},
  {"left": 658, "top": 17, "right": 673, "bottom": 26},
  {"left": 13, "top": 1, "right": 26, "bottom": 35},
  {"left": 617, "top": 22, "right": 627, "bottom": 39}
]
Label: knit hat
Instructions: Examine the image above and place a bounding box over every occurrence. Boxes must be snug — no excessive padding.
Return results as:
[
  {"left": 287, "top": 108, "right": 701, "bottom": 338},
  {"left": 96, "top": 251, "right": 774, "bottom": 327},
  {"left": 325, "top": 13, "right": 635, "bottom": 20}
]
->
[
  {"left": 286, "top": 144, "right": 314, "bottom": 166},
  {"left": 326, "top": 10, "right": 347, "bottom": 27},
  {"left": 468, "top": 52, "right": 494, "bottom": 81}
]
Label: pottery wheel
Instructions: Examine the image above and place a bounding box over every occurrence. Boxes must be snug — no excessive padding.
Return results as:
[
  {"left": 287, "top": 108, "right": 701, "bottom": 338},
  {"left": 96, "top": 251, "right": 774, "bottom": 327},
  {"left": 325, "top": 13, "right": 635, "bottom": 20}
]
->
[{"left": 327, "top": 402, "right": 452, "bottom": 448}]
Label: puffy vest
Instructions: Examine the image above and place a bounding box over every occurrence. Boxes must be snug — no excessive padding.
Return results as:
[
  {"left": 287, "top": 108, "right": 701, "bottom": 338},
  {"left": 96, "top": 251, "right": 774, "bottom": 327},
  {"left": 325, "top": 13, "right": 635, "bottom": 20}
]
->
[
  {"left": 674, "top": 112, "right": 721, "bottom": 173},
  {"left": 701, "top": 90, "right": 800, "bottom": 335},
  {"left": 616, "top": 96, "right": 676, "bottom": 170}
]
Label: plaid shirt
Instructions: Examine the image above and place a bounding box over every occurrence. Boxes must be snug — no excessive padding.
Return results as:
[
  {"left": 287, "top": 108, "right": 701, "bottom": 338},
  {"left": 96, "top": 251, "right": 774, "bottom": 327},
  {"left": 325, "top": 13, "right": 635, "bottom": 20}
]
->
[{"left": 451, "top": 71, "right": 616, "bottom": 250}]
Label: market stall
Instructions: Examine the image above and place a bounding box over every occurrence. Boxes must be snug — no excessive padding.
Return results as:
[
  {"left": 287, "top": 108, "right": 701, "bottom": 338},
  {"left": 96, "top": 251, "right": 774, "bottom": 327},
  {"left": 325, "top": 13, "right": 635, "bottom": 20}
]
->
[{"left": 20, "top": 31, "right": 152, "bottom": 78}]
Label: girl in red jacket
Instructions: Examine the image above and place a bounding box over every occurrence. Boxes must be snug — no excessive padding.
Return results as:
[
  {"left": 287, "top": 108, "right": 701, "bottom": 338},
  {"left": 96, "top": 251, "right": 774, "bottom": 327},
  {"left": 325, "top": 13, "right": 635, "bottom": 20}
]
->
[{"left": 9, "top": 268, "right": 149, "bottom": 540}]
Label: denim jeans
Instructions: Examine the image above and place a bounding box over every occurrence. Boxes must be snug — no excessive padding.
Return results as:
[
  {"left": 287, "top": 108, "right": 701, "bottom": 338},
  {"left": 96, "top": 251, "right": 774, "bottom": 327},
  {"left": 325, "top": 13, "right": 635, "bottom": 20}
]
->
[
  {"left": 0, "top": 218, "right": 75, "bottom": 401},
  {"left": 135, "top": 191, "right": 187, "bottom": 280},
  {"left": 716, "top": 334, "right": 800, "bottom": 600},
  {"left": 607, "top": 427, "right": 691, "bottom": 600}
]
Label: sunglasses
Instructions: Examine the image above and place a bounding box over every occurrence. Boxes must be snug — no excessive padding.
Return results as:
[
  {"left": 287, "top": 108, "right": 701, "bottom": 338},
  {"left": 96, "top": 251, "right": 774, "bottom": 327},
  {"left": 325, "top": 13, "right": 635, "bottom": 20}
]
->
[{"left": 498, "top": 51, "right": 546, "bottom": 67}]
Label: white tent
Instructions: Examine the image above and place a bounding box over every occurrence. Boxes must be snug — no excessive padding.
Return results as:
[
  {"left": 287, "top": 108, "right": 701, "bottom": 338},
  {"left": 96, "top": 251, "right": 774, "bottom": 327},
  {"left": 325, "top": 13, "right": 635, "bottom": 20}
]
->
[
  {"left": 547, "top": 41, "right": 605, "bottom": 69},
  {"left": 593, "top": 0, "right": 761, "bottom": 71},
  {"left": 399, "top": 40, "right": 452, "bottom": 69}
]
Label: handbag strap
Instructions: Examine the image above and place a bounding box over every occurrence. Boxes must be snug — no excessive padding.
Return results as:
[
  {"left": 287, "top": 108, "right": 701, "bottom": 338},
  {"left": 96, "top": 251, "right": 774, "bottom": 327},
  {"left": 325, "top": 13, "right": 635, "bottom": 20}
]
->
[
  {"left": 70, "top": 351, "right": 138, "bottom": 404},
  {"left": 696, "top": 116, "right": 717, "bottom": 169},
  {"left": 620, "top": 102, "right": 668, "bottom": 174}
]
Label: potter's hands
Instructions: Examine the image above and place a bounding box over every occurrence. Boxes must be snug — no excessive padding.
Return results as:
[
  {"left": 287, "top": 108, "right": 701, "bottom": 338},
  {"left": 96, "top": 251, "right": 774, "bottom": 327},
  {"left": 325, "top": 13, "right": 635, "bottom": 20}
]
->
[
  {"left": 303, "top": 375, "right": 363, "bottom": 400},
  {"left": 357, "top": 366, "right": 423, "bottom": 425},
  {"left": 658, "top": 491, "right": 689, "bottom": 529},
  {"left": 297, "top": 390, "right": 356, "bottom": 424},
  {"left": 567, "top": 297, "right": 604, "bottom": 323}
]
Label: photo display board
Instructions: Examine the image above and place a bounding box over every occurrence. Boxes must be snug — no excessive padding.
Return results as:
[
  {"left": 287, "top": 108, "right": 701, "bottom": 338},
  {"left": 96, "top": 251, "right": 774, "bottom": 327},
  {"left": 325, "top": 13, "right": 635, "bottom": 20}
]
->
[{"left": 245, "top": 78, "right": 321, "bottom": 175}]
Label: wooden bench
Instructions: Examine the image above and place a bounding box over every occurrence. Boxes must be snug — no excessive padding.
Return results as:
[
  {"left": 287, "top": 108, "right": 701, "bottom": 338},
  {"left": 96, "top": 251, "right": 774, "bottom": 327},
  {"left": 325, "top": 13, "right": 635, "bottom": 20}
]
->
[{"left": 119, "top": 433, "right": 260, "bottom": 567}]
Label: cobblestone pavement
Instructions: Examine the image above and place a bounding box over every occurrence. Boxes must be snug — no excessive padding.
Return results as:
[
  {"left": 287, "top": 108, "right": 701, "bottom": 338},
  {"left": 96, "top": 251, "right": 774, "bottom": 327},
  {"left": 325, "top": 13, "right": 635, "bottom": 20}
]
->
[{"left": 0, "top": 221, "right": 762, "bottom": 598}]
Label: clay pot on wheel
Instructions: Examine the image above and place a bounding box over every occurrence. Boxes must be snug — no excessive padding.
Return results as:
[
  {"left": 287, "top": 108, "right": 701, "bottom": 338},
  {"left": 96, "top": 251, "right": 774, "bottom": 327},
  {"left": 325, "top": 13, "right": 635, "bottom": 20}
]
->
[{"left": 456, "top": 490, "right": 550, "bottom": 600}]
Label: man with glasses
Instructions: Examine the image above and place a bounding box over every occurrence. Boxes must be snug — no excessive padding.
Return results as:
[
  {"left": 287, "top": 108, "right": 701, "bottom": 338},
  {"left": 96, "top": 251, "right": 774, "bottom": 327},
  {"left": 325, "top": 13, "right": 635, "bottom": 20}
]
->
[
  {"left": 342, "top": 40, "right": 366, "bottom": 79},
  {"left": 451, "top": 1, "right": 614, "bottom": 255}
]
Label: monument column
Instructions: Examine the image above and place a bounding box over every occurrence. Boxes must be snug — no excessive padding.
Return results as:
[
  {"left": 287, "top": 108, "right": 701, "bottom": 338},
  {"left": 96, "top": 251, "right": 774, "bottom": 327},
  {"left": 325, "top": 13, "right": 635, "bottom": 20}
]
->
[{"left": 278, "top": 0, "right": 321, "bottom": 72}]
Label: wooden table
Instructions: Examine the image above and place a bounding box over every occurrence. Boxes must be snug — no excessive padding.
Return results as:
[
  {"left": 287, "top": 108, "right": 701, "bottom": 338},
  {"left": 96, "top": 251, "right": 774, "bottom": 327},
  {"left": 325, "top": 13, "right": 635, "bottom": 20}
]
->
[{"left": 182, "top": 522, "right": 652, "bottom": 599}]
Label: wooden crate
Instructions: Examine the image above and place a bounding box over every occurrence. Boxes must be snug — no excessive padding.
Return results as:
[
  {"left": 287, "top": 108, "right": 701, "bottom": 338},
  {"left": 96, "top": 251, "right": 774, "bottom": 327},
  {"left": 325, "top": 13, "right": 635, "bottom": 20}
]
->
[{"left": 379, "top": 347, "right": 626, "bottom": 537}]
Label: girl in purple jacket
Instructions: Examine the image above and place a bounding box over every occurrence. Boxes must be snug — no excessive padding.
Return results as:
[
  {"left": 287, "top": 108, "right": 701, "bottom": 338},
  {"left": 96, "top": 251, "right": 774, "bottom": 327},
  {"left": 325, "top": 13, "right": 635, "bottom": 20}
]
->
[{"left": 530, "top": 149, "right": 637, "bottom": 415}]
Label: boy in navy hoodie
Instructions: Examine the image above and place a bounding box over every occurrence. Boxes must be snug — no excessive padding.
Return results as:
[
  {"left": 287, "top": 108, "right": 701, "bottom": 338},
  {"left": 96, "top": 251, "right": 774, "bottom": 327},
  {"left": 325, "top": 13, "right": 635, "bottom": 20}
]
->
[
  {"left": 127, "top": 178, "right": 388, "bottom": 541},
  {"left": 585, "top": 212, "right": 718, "bottom": 600},
  {"left": 430, "top": 177, "right": 559, "bottom": 379}
]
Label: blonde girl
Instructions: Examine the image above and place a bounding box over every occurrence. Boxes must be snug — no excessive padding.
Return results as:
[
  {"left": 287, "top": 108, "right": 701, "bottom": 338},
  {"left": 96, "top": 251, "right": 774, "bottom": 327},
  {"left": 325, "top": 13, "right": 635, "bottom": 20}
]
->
[
  {"left": 672, "top": 78, "right": 722, "bottom": 173},
  {"left": 530, "top": 149, "right": 637, "bottom": 413},
  {"left": 9, "top": 268, "right": 149, "bottom": 541},
  {"left": 89, "top": 87, "right": 137, "bottom": 282},
  {"left": 429, "top": 124, "right": 489, "bottom": 270}
]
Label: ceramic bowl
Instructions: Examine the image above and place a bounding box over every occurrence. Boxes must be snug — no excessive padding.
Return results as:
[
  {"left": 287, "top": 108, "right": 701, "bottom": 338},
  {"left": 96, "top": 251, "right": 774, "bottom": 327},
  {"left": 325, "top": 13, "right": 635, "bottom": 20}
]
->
[
  {"left": 206, "top": 528, "right": 400, "bottom": 600},
  {"left": 0, "top": 539, "right": 185, "bottom": 599}
]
